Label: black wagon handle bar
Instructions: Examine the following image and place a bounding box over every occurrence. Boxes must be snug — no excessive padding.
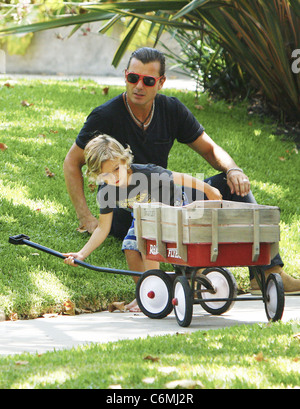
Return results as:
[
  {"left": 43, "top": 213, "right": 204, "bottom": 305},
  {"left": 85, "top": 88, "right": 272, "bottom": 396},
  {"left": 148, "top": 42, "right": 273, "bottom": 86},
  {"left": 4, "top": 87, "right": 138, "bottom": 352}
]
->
[{"left": 8, "top": 234, "right": 143, "bottom": 277}]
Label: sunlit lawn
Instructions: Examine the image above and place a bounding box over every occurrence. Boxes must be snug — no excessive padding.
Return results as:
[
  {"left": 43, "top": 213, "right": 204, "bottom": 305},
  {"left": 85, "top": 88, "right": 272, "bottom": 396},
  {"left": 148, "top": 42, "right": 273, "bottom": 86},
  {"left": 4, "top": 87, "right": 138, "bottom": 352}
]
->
[
  {"left": 0, "top": 77, "right": 299, "bottom": 321},
  {"left": 0, "top": 320, "right": 300, "bottom": 389}
]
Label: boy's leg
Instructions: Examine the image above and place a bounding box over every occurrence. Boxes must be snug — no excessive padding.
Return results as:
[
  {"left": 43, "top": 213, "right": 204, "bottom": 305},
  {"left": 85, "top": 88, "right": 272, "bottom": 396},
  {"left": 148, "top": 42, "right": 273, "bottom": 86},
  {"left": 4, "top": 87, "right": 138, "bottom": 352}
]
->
[
  {"left": 122, "top": 218, "right": 160, "bottom": 311},
  {"left": 124, "top": 250, "right": 159, "bottom": 283}
]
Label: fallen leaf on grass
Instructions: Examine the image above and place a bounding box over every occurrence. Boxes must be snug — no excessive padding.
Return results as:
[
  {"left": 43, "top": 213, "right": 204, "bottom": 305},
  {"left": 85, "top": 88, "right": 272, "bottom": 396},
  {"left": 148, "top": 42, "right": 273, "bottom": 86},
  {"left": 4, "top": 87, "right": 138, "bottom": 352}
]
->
[
  {"left": 143, "top": 355, "right": 160, "bottom": 362},
  {"left": 293, "top": 333, "right": 300, "bottom": 341},
  {"left": 108, "top": 301, "right": 126, "bottom": 312},
  {"left": 63, "top": 300, "right": 76, "bottom": 316},
  {"left": 4, "top": 82, "right": 14, "bottom": 88},
  {"left": 253, "top": 351, "right": 268, "bottom": 362},
  {"left": 88, "top": 182, "right": 97, "bottom": 192},
  {"left": 165, "top": 379, "right": 204, "bottom": 389},
  {"left": 0, "top": 143, "right": 8, "bottom": 151},
  {"left": 108, "top": 384, "right": 122, "bottom": 389},
  {"left": 102, "top": 87, "right": 109, "bottom": 95},
  {"left": 21, "top": 100, "right": 34, "bottom": 107},
  {"left": 15, "top": 361, "right": 29, "bottom": 366},
  {"left": 45, "top": 167, "right": 55, "bottom": 177},
  {"left": 42, "top": 313, "right": 59, "bottom": 319}
]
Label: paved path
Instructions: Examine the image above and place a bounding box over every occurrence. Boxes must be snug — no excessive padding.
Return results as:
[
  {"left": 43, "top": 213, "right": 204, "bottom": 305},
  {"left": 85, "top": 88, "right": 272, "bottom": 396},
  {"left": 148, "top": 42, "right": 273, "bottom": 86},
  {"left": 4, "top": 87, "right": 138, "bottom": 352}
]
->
[
  {"left": 0, "top": 74, "right": 197, "bottom": 91},
  {"left": 1, "top": 296, "right": 299, "bottom": 356}
]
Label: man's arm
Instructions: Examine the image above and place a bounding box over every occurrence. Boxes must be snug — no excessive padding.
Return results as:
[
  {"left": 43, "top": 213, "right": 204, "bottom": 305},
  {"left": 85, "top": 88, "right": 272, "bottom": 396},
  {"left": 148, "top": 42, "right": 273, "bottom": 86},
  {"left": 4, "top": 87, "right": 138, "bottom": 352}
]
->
[
  {"left": 63, "top": 143, "right": 98, "bottom": 233},
  {"left": 188, "top": 132, "right": 250, "bottom": 197}
]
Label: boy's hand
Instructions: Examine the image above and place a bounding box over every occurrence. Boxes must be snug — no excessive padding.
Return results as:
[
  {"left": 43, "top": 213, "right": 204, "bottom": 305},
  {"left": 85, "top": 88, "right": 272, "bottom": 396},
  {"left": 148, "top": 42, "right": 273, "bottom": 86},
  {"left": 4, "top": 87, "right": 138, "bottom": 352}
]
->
[
  {"left": 63, "top": 252, "right": 84, "bottom": 267},
  {"left": 206, "top": 186, "right": 223, "bottom": 201}
]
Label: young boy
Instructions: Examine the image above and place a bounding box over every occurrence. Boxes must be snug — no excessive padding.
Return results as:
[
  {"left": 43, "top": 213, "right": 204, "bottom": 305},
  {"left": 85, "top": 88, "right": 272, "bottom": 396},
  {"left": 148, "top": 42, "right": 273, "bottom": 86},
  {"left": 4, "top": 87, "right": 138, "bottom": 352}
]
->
[{"left": 63, "top": 134, "right": 222, "bottom": 311}]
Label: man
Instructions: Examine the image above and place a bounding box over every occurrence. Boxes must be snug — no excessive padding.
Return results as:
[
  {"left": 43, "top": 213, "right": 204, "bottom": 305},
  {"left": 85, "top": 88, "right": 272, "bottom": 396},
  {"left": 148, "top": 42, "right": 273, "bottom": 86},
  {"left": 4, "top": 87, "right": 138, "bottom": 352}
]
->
[{"left": 64, "top": 47, "right": 300, "bottom": 295}]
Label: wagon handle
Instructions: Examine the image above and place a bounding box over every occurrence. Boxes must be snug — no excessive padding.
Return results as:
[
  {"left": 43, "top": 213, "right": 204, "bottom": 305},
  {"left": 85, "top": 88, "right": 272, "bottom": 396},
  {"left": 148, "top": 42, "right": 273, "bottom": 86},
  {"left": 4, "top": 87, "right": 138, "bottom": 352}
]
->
[{"left": 8, "top": 234, "right": 142, "bottom": 277}]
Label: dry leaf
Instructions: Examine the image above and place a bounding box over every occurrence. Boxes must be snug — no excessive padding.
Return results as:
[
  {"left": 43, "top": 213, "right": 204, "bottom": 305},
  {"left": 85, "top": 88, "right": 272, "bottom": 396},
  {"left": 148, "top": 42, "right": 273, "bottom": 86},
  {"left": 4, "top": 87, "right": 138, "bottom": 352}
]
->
[
  {"left": 45, "top": 167, "right": 55, "bottom": 177},
  {"left": 293, "top": 333, "right": 300, "bottom": 341},
  {"left": 254, "top": 351, "right": 268, "bottom": 362},
  {"left": 108, "top": 301, "right": 126, "bottom": 312},
  {"left": 279, "top": 156, "right": 286, "bottom": 161},
  {"left": 102, "top": 87, "right": 109, "bottom": 95},
  {"left": 4, "top": 82, "right": 14, "bottom": 88},
  {"left": 165, "top": 379, "right": 204, "bottom": 389},
  {"left": 50, "top": 130, "right": 58, "bottom": 134},
  {"left": 108, "top": 384, "right": 122, "bottom": 389},
  {"left": 21, "top": 100, "right": 33, "bottom": 107},
  {"left": 0, "top": 143, "right": 8, "bottom": 151},
  {"left": 63, "top": 300, "right": 76, "bottom": 315},
  {"left": 195, "top": 105, "right": 204, "bottom": 110},
  {"left": 143, "top": 355, "right": 160, "bottom": 362},
  {"left": 15, "top": 361, "right": 29, "bottom": 366},
  {"left": 42, "top": 313, "right": 59, "bottom": 319},
  {"left": 9, "top": 312, "right": 18, "bottom": 321},
  {"left": 88, "top": 182, "right": 97, "bottom": 192}
]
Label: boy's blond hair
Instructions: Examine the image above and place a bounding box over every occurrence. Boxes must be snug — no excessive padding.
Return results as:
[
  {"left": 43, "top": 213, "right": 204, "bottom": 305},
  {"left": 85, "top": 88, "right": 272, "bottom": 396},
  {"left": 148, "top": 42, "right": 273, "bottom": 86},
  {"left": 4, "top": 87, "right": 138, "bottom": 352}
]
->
[{"left": 84, "top": 134, "right": 133, "bottom": 181}]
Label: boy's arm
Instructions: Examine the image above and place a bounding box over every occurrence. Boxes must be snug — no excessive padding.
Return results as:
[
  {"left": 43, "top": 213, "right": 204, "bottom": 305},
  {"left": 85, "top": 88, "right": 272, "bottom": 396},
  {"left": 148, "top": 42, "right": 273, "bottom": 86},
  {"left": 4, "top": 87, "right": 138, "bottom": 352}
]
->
[
  {"left": 63, "top": 212, "right": 113, "bottom": 266},
  {"left": 172, "top": 171, "right": 222, "bottom": 201}
]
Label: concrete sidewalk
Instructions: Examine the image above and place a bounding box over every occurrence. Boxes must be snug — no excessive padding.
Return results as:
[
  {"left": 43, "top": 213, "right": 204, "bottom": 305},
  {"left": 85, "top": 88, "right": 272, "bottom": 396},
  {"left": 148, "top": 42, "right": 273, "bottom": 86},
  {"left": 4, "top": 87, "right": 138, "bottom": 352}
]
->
[
  {"left": 1, "top": 296, "right": 299, "bottom": 356},
  {"left": 0, "top": 74, "right": 198, "bottom": 91}
]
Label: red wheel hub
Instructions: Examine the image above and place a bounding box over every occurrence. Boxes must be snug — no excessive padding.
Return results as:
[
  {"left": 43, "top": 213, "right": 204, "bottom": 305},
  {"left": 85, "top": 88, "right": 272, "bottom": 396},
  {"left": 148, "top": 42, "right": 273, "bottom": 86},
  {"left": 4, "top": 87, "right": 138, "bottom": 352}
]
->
[{"left": 147, "top": 291, "right": 155, "bottom": 299}]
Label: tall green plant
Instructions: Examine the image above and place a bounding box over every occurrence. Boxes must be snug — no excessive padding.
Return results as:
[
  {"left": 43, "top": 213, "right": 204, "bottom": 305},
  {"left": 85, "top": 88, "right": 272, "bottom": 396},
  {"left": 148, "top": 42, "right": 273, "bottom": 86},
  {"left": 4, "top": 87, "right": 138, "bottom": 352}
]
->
[
  {"left": 0, "top": 0, "right": 299, "bottom": 120},
  {"left": 161, "top": 28, "right": 252, "bottom": 100}
]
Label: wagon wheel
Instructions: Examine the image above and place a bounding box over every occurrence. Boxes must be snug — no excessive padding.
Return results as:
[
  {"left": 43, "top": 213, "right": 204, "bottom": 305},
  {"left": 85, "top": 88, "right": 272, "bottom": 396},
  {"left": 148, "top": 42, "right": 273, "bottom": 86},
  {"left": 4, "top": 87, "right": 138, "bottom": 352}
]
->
[
  {"left": 172, "top": 276, "right": 193, "bottom": 327},
  {"left": 136, "top": 270, "right": 173, "bottom": 319},
  {"left": 196, "top": 267, "right": 237, "bottom": 315},
  {"left": 264, "top": 273, "right": 285, "bottom": 322}
]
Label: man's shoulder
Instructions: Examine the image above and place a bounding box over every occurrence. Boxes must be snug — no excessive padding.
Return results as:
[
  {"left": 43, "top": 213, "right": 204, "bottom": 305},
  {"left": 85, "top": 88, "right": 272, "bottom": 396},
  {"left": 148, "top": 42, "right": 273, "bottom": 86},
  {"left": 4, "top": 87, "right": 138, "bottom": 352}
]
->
[{"left": 91, "top": 93, "right": 124, "bottom": 116}]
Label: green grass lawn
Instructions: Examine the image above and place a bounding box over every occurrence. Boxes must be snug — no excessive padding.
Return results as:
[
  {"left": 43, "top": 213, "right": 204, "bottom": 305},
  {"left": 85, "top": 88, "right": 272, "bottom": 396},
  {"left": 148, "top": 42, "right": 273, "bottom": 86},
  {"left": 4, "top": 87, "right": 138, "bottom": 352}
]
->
[
  {"left": 0, "top": 77, "right": 299, "bottom": 322},
  {"left": 1, "top": 320, "right": 300, "bottom": 389}
]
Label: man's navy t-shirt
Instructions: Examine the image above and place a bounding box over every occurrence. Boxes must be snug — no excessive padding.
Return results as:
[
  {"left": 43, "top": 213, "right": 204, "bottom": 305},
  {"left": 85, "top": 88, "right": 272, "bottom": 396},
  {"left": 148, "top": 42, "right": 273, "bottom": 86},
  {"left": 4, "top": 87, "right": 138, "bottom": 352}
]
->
[{"left": 76, "top": 93, "right": 204, "bottom": 168}]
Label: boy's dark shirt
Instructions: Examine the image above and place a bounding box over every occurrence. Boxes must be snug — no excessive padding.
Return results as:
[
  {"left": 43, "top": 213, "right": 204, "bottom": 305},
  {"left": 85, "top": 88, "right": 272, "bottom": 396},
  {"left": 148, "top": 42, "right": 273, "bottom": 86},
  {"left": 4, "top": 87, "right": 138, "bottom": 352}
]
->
[
  {"left": 98, "top": 164, "right": 182, "bottom": 214},
  {"left": 76, "top": 93, "right": 204, "bottom": 169}
]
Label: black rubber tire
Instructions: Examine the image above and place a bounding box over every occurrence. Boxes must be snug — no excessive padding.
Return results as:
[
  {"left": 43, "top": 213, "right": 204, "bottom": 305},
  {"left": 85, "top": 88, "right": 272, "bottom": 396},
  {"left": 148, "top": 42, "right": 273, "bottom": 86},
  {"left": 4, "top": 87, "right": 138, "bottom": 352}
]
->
[
  {"left": 264, "top": 273, "right": 285, "bottom": 322},
  {"left": 173, "top": 276, "right": 193, "bottom": 327},
  {"left": 197, "top": 267, "right": 237, "bottom": 315},
  {"left": 136, "top": 270, "right": 173, "bottom": 319}
]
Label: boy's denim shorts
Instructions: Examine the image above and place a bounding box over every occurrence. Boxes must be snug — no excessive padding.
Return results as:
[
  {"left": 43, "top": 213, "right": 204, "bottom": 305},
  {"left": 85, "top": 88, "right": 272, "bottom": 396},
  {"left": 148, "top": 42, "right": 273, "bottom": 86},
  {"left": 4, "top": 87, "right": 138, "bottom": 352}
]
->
[
  {"left": 121, "top": 193, "right": 189, "bottom": 253},
  {"left": 122, "top": 218, "right": 138, "bottom": 252}
]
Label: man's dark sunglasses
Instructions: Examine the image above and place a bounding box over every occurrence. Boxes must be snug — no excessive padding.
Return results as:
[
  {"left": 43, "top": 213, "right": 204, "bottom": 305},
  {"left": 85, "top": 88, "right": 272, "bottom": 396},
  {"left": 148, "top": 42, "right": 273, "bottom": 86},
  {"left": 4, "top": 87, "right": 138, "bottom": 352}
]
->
[{"left": 126, "top": 71, "right": 164, "bottom": 87}]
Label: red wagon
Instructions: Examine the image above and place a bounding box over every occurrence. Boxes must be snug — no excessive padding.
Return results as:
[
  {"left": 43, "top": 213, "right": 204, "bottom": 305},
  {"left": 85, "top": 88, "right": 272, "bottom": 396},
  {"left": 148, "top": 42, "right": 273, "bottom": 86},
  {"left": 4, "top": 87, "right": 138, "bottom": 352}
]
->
[{"left": 133, "top": 200, "right": 284, "bottom": 327}]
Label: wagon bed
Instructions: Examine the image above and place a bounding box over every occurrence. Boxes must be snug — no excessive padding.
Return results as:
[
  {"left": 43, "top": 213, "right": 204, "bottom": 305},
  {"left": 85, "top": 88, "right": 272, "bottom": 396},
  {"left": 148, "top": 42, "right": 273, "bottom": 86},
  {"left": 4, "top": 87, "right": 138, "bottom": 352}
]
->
[{"left": 133, "top": 200, "right": 284, "bottom": 326}]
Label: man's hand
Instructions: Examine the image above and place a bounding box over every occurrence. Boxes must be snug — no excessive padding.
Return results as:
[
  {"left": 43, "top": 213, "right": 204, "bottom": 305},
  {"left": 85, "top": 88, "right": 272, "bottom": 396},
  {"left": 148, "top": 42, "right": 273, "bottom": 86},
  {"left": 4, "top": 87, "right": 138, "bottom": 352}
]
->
[
  {"left": 226, "top": 170, "right": 250, "bottom": 197},
  {"left": 78, "top": 215, "right": 99, "bottom": 234}
]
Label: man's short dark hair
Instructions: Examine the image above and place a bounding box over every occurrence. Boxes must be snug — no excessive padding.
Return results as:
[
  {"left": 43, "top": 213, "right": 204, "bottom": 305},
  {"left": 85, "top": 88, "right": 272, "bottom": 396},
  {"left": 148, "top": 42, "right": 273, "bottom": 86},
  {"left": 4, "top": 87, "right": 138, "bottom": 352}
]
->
[{"left": 127, "top": 47, "right": 166, "bottom": 76}]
